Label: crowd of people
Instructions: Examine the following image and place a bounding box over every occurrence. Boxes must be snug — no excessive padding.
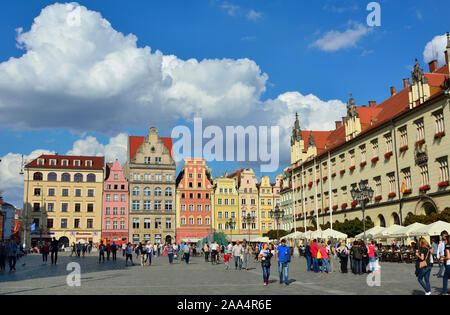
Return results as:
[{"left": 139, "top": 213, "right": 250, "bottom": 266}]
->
[{"left": 2, "top": 231, "right": 449, "bottom": 295}]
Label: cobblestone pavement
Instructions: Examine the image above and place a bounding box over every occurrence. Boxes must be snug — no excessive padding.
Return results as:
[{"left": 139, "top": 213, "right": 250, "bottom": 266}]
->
[{"left": 0, "top": 252, "right": 446, "bottom": 295}]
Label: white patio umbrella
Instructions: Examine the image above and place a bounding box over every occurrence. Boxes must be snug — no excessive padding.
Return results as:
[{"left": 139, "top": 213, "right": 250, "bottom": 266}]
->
[
  {"left": 355, "top": 226, "right": 386, "bottom": 240},
  {"left": 390, "top": 222, "right": 426, "bottom": 238},
  {"left": 303, "top": 230, "right": 315, "bottom": 240},
  {"left": 372, "top": 225, "right": 405, "bottom": 239},
  {"left": 285, "top": 231, "right": 304, "bottom": 240},
  {"left": 409, "top": 221, "right": 450, "bottom": 237},
  {"left": 321, "top": 229, "right": 348, "bottom": 240},
  {"left": 310, "top": 230, "right": 324, "bottom": 240}
]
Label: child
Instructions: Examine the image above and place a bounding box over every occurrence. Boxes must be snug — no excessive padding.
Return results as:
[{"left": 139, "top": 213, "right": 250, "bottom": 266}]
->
[{"left": 224, "top": 253, "right": 231, "bottom": 270}]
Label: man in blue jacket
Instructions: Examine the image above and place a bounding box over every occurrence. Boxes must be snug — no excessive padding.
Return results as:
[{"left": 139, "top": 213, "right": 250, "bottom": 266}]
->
[
  {"left": 276, "top": 239, "right": 291, "bottom": 285},
  {"left": 305, "top": 241, "right": 312, "bottom": 271}
]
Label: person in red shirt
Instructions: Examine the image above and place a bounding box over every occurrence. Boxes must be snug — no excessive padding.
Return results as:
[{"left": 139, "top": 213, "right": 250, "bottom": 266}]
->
[
  {"left": 224, "top": 253, "right": 231, "bottom": 270},
  {"left": 311, "top": 240, "right": 320, "bottom": 273},
  {"left": 367, "top": 241, "right": 377, "bottom": 273},
  {"left": 41, "top": 242, "right": 50, "bottom": 265}
]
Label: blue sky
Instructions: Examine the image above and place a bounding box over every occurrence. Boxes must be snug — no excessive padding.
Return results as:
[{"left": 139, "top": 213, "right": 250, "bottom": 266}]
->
[{"left": 0, "top": 0, "right": 448, "bottom": 206}]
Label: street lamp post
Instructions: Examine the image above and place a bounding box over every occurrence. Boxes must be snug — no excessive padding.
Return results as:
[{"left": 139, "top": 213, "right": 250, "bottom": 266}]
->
[
  {"left": 226, "top": 217, "right": 236, "bottom": 242},
  {"left": 242, "top": 214, "right": 255, "bottom": 243},
  {"left": 269, "top": 205, "right": 285, "bottom": 242},
  {"left": 350, "top": 180, "right": 374, "bottom": 243}
]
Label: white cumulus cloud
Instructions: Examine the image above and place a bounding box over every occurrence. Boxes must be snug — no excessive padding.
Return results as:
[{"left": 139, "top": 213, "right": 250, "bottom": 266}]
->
[
  {"left": 423, "top": 33, "right": 448, "bottom": 66},
  {"left": 311, "top": 23, "right": 372, "bottom": 52}
]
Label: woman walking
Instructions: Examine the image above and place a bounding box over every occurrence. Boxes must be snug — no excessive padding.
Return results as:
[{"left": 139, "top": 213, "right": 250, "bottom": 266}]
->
[
  {"left": 416, "top": 237, "right": 432, "bottom": 295},
  {"left": 41, "top": 242, "right": 49, "bottom": 265},
  {"left": 146, "top": 242, "right": 153, "bottom": 266},
  {"left": 259, "top": 243, "right": 273, "bottom": 286},
  {"left": 203, "top": 242, "right": 210, "bottom": 262},
  {"left": 125, "top": 243, "right": 134, "bottom": 266},
  {"left": 166, "top": 243, "right": 174, "bottom": 264},
  {"left": 337, "top": 241, "right": 349, "bottom": 273},
  {"left": 320, "top": 243, "right": 330, "bottom": 274},
  {"left": 441, "top": 234, "right": 450, "bottom": 295},
  {"left": 243, "top": 243, "right": 252, "bottom": 271}
]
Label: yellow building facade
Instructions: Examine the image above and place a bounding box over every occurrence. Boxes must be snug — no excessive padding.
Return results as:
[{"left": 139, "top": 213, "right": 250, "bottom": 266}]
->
[
  {"left": 258, "top": 176, "right": 274, "bottom": 235},
  {"left": 23, "top": 155, "right": 104, "bottom": 247},
  {"left": 213, "top": 177, "right": 239, "bottom": 240}
]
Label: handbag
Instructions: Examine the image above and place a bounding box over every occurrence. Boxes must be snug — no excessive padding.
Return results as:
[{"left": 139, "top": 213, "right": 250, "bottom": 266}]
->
[
  {"left": 419, "top": 248, "right": 430, "bottom": 269},
  {"left": 317, "top": 251, "right": 322, "bottom": 259}
]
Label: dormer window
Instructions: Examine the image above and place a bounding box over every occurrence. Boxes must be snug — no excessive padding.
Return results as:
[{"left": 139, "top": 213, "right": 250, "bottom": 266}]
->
[
  {"left": 62, "top": 160, "right": 68, "bottom": 166},
  {"left": 86, "top": 160, "right": 92, "bottom": 167},
  {"left": 37, "top": 159, "right": 45, "bottom": 166},
  {"left": 50, "top": 159, "right": 57, "bottom": 166},
  {"left": 74, "top": 160, "right": 80, "bottom": 167}
]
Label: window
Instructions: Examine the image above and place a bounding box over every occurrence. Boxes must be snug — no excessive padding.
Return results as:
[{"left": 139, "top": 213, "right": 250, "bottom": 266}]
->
[
  {"left": 434, "top": 110, "right": 445, "bottom": 134},
  {"left": 218, "top": 198, "right": 222, "bottom": 205},
  {"left": 155, "top": 174, "right": 162, "bottom": 181},
  {"left": 87, "top": 204, "right": 94, "bottom": 212},
  {"left": 143, "top": 187, "right": 151, "bottom": 196},
  {"left": 47, "top": 219, "right": 53, "bottom": 229},
  {"left": 75, "top": 203, "right": 81, "bottom": 212},
  {"left": 62, "top": 189, "right": 69, "bottom": 197},
  {"left": 61, "top": 173, "right": 70, "bottom": 182},
  {"left": 34, "top": 188, "right": 41, "bottom": 196},
  {"left": 165, "top": 187, "right": 172, "bottom": 197},
  {"left": 86, "top": 160, "right": 92, "bottom": 167},
  {"left": 113, "top": 221, "right": 118, "bottom": 230},
  {"left": 47, "top": 203, "right": 54, "bottom": 212},
  {"left": 350, "top": 150, "right": 355, "bottom": 167},
  {"left": 181, "top": 217, "right": 186, "bottom": 225},
  {"left": 197, "top": 217, "right": 202, "bottom": 225},
  {"left": 87, "top": 189, "right": 94, "bottom": 197},
  {"left": 61, "top": 203, "right": 68, "bottom": 212},
  {"left": 231, "top": 199, "right": 235, "bottom": 205},
  {"left": 114, "top": 174, "right": 118, "bottom": 180},
  {"left": 420, "top": 164, "right": 430, "bottom": 187},
  {"left": 62, "top": 160, "right": 68, "bottom": 166},
  {"left": 74, "top": 160, "right": 80, "bottom": 167},
  {"left": 155, "top": 218, "right": 162, "bottom": 229},
  {"left": 74, "top": 173, "right": 83, "bottom": 182},
  {"left": 371, "top": 139, "right": 379, "bottom": 157},
  {"left": 47, "top": 172, "right": 57, "bottom": 181},
  {"left": 33, "top": 203, "right": 40, "bottom": 212},
  {"left": 415, "top": 118, "right": 425, "bottom": 141},
  {"left": 205, "top": 205, "right": 210, "bottom": 212},
  {"left": 87, "top": 219, "right": 93, "bottom": 229},
  {"left": 120, "top": 207, "right": 125, "bottom": 215},
  {"left": 155, "top": 157, "right": 162, "bottom": 164},
  {"left": 438, "top": 157, "right": 449, "bottom": 183},
  {"left": 133, "top": 173, "right": 140, "bottom": 181},
  {"left": 144, "top": 174, "right": 151, "bottom": 181},
  {"left": 388, "top": 173, "right": 396, "bottom": 194},
  {"left": 105, "top": 207, "right": 111, "bottom": 215},
  {"left": 189, "top": 217, "right": 194, "bottom": 225},
  {"left": 33, "top": 172, "right": 43, "bottom": 181},
  {"left": 120, "top": 221, "right": 125, "bottom": 230},
  {"left": 106, "top": 194, "right": 111, "bottom": 202},
  {"left": 113, "top": 207, "right": 118, "bottom": 215},
  {"left": 113, "top": 194, "right": 118, "bottom": 202},
  {"left": 385, "top": 133, "right": 393, "bottom": 153},
  {"left": 144, "top": 218, "right": 151, "bottom": 229},
  {"left": 133, "top": 234, "right": 139, "bottom": 243},
  {"left": 166, "top": 174, "right": 172, "bottom": 182},
  {"left": 197, "top": 205, "right": 202, "bottom": 212},
  {"left": 399, "top": 126, "right": 408, "bottom": 147},
  {"left": 61, "top": 219, "right": 68, "bottom": 229},
  {"left": 154, "top": 187, "right": 162, "bottom": 196},
  {"left": 166, "top": 218, "right": 172, "bottom": 229},
  {"left": 144, "top": 157, "right": 151, "bottom": 164},
  {"left": 143, "top": 200, "right": 151, "bottom": 210},
  {"left": 165, "top": 201, "right": 172, "bottom": 210},
  {"left": 37, "top": 159, "right": 45, "bottom": 166},
  {"left": 132, "top": 200, "right": 140, "bottom": 210},
  {"left": 75, "top": 189, "right": 81, "bottom": 197},
  {"left": 76, "top": 219, "right": 83, "bottom": 229},
  {"left": 121, "top": 194, "right": 126, "bottom": 202},
  {"left": 402, "top": 168, "right": 412, "bottom": 190},
  {"left": 154, "top": 200, "right": 161, "bottom": 210},
  {"left": 374, "top": 177, "right": 382, "bottom": 197},
  {"left": 132, "top": 187, "right": 140, "bottom": 196},
  {"left": 189, "top": 205, "right": 194, "bottom": 212},
  {"left": 133, "top": 218, "right": 140, "bottom": 229},
  {"left": 50, "top": 159, "right": 56, "bottom": 166},
  {"left": 181, "top": 204, "right": 186, "bottom": 212},
  {"left": 87, "top": 174, "right": 96, "bottom": 182}
]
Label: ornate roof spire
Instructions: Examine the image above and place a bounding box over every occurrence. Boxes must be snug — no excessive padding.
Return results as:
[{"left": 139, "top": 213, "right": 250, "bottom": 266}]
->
[
  {"left": 307, "top": 132, "right": 315, "bottom": 147},
  {"left": 411, "top": 58, "right": 427, "bottom": 84},
  {"left": 347, "top": 93, "right": 358, "bottom": 118},
  {"left": 291, "top": 112, "right": 303, "bottom": 145}
]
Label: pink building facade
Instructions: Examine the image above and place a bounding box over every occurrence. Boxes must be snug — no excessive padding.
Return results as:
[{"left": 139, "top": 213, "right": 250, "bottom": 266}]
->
[
  {"left": 175, "top": 158, "right": 214, "bottom": 243},
  {"left": 102, "top": 161, "right": 129, "bottom": 245}
]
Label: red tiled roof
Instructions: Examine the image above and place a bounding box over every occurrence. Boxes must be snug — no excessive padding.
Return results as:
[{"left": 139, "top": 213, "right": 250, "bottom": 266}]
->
[
  {"left": 129, "top": 136, "right": 173, "bottom": 159},
  {"left": 25, "top": 155, "right": 104, "bottom": 170}
]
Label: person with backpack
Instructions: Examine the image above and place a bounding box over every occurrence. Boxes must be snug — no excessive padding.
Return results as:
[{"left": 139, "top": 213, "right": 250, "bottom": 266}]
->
[
  {"left": 276, "top": 239, "right": 291, "bottom": 285},
  {"left": 259, "top": 243, "right": 273, "bottom": 286},
  {"left": 416, "top": 237, "right": 433, "bottom": 295},
  {"left": 41, "top": 242, "right": 49, "bottom": 265},
  {"left": 336, "top": 241, "right": 349, "bottom": 273},
  {"left": 111, "top": 241, "right": 118, "bottom": 261},
  {"left": 125, "top": 243, "right": 134, "bottom": 266},
  {"left": 98, "top": 241, "right": 106, "bottom": 264}
]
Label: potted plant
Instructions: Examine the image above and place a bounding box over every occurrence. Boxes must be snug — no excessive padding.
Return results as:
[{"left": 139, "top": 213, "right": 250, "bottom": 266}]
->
[
  {"left": 403, "top": 189, "right": 412, "bottom": 195},
  {"left": 360, "top": 161, "right": 367, "bottom": 167},
  {"left": 332, "top": 205, "right": 338, "bottom": 211},
  {"left": 371, "top": 157, "right": 379, "bottom": 164},
  {"left": 374, "top": 195, "right": 382, "bottom": 201},
  {"left": 399, "top": 145, "right": 408, "bottom": 153},
  {"left": 384, "top": 151, "right": 392, "bottom": 159},
  {"left": 308, "top": 181, "right": 313, "bottom": 188},
  {"left": 341, "top": 203, "right": 348, "bottom": 210},
  {"left": 419, "top": 185, "right": 430, "bottom": 192},
  {"left": 434, "top": 131, "right": 445, "bottom": 139},
  {"left": 349, "top": 165, "right": 356, "bottom": 172},
  {"left": 415, "top": 139, "right": 425, "bottom": 147},
  {"left": 438, "top": 181, "right": 449, "bottom": 188},
  {"left": 388, "top": 192, "right": 396, "bottom": 198},
  {"left": 351, "top": 201, "right": 357, "bottom": 208},
  {"left": 340, "top": 169, "right": 346, "bottom": 175},
  {"left": 322, "top": 176, "right": 328, "bottom": 182}
]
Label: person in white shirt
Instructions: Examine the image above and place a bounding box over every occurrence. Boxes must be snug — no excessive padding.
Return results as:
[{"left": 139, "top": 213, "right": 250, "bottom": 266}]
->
[{"left": 435, "top": 231, "right": 449, "bottom": 277}]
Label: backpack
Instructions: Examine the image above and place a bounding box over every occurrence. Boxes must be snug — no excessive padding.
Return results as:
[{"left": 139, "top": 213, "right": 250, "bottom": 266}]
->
[{"left": 354, "top": 247, "right": 362, "bottom": 260}]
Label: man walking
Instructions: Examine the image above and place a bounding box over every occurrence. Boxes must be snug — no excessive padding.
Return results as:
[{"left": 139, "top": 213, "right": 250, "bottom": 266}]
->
[
  {"left": 276, "top": 239, "right": 291, "bottom": 285},
  {"left": 436, "top": 231, "right": 448, "bottom": 277},
  {"left": 111, "top": 241, "right": 118, "bottom": 261},
  {"left": 50, "top": 237, "right": 59, "bottom": 265},
  {"left": 98, "top": 240, "right": 106, "bottom": 264},
  {"left": 232, "top": 241, "right": 243, "bottom": 270},
  {"left": 184, "top": 242, "right": 191, "bottom": 264},
  {"left": 6, "top": 240, "right": 18, "bottom": 271},
  {"left": 305, "top": 241, "right": 312, "bottom": 271}
]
